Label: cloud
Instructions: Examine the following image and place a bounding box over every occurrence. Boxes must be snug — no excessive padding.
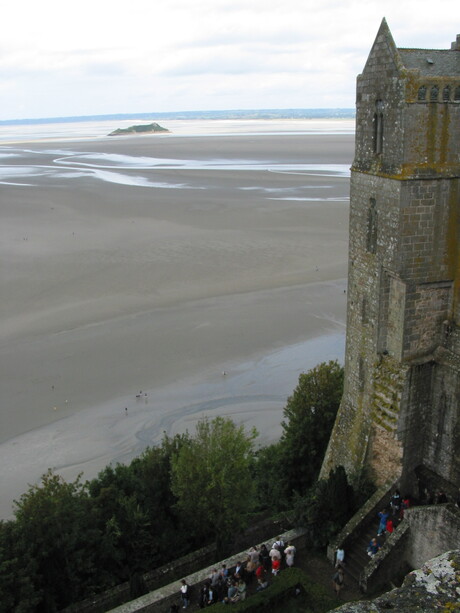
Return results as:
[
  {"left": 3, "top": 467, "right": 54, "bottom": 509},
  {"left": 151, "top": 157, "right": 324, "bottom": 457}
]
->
[{"left": 1, "top": 0, "right": 459, "bottom": 119}]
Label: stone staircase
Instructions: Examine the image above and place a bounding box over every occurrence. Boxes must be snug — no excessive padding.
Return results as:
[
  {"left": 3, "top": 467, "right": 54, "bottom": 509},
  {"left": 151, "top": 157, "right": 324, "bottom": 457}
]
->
[
  {"left": 342, "top": 518, "right": 384, "bottom": 586},
  {"left": 327, "top": 484, "right": 397, "bottom": 593}
]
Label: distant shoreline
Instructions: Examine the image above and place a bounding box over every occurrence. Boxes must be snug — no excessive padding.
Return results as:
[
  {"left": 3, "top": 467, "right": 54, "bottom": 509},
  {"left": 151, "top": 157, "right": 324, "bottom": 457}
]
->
[{"left": 0, "top": 108, "right": 355, "bottom": 127}]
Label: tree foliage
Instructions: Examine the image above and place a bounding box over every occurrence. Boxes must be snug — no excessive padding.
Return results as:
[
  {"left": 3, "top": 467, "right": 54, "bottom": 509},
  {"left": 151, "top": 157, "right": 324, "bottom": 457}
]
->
[
  {"left": 170, "top": 416, "right": 257, "bottom": 554},
  {"left": 279, "top": 360, "right": 344, "bottom": 497},
  {"left": 0, "top": 361, "right": 346, "bottom": 610},
  {"left": 11, "top": 471, "right": 99, "bottom": 611}
]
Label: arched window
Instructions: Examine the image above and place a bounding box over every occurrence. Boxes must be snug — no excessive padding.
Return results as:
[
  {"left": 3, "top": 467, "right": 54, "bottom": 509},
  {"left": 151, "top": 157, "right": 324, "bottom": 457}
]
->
[
  {"left": 367, "top": 198, "right": 378, "bottom": 254},
  {"left": 430, "top": 85, "right": 439, "bottom": 101},
  {"left": 418, "top": 85, "right": 427, "bottom": 101},
  {"left": 442, "top": 86, "right": 451, "bottom": 101},
  {"left": 373, "top": 100, "right": 384, "bottom": 154}
]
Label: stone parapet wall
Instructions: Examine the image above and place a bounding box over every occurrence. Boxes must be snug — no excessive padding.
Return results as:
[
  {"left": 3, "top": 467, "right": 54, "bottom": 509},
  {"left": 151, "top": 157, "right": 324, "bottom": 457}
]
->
[{"left": 404, "top": 504, "right": 460, "bottom": 569}]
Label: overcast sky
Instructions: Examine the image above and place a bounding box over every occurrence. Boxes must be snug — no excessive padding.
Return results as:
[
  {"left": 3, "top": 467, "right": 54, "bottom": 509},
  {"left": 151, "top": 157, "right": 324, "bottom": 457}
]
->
[{"left": 1, "top": 0, "right": 458, "bottom": 120}]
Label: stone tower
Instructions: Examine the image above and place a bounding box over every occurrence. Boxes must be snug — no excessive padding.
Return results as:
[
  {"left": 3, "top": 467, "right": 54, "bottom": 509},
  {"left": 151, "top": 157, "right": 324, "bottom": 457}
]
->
[{"left": 321, "top": 20, "right": 460, "bottom": 491}]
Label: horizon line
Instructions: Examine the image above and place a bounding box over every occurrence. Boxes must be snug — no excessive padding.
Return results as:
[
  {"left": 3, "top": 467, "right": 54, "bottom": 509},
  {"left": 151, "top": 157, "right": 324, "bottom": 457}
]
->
[{"left": 0, "top": 108, "right": 355, "bottom": 127}]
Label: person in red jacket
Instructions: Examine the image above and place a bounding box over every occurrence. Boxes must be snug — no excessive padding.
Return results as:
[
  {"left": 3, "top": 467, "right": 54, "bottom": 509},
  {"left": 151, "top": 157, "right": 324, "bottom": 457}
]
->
[{"left": 271, "top": 558, "right": 280, "bottom": 575}]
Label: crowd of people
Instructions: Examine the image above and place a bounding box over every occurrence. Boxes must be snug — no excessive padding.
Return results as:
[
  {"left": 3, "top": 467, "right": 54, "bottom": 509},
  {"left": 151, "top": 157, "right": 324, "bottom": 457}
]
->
[
  {"left": 175, "top": 485, "right": 460, "bottom": 610},
  {"left": 366, "top": 490, "right": 410, "bottom": 558},
  {"left": 175, "top": 537, "right": 296, "bottom": 609}
]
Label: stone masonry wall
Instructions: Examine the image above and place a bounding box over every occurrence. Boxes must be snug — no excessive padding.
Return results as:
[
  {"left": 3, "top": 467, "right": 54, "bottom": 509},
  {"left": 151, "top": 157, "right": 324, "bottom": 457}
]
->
[
  {"left": 403, "top": 81, "right": 460, "bottom": 173},
  {"left": 423, "top": 360, "right": 460, "bottom": 484},
  {"left": 404, "top": 505, "right": 460, "bottom": 569},
  {"left": 321, "top": 20, "right": 460, "bottom": 490}
]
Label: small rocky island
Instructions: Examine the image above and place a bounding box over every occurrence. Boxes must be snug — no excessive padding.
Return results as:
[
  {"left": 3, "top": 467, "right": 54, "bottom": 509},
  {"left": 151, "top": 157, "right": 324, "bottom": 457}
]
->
[{"left": 108, "top": 122, "right": 170, "bottom": 136}]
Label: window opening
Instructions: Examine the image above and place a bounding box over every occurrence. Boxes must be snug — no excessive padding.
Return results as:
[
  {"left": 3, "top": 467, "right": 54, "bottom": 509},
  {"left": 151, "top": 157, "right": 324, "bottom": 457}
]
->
[
  {"left": 367, "top": 198, "right": 378, "bottom": 254},
  {"left": 373, "top": 100, "right": 384, "bottom": 154},
  {"left": 418, "top": 86, "right": 427, "bottom": 101}
]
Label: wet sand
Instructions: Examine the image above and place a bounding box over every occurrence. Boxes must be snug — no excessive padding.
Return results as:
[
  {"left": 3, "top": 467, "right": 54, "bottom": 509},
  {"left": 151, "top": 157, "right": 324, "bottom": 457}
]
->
[{"left": 0, "top": 125, "right": 352, "bottom": 517}]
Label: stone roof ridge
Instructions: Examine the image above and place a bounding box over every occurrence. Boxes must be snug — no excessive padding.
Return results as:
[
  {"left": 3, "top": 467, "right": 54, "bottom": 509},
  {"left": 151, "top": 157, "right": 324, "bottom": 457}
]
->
[{"left": 397, "top": 46, "right": 454, "bottom": 52}]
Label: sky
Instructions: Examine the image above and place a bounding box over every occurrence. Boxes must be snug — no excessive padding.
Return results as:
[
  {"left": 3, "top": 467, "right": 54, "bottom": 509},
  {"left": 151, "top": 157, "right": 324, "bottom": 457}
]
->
[{"left": 1, "top": 0, "right": 458, "bottom": 120}]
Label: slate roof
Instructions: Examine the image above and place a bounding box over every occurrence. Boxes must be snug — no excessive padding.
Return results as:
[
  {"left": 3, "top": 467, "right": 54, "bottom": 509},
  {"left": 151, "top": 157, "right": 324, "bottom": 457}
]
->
[{"left": 398, "top": 48, "right": 460, "bottom": 77}]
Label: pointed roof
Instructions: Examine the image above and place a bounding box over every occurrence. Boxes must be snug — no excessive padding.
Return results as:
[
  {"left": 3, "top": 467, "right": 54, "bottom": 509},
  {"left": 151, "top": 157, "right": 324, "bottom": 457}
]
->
[{"left": 362, "top": 18, "right": 405, "bottom": 75}]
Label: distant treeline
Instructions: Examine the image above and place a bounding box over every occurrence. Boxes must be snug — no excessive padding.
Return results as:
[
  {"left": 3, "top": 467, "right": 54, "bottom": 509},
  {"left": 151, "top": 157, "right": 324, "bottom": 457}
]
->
[{"left": 0, "top": 108, "right": 355, "bottom": 126}]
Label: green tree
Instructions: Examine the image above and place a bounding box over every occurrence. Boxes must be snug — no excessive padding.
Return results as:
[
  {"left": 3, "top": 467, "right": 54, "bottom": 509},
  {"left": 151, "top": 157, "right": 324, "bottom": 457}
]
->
[
  {"left": 12, "top": 471, "right": 100, "bottom": 611},
  {"left": 170, "top": 417, "right": 257, "bottom": 555},
  {"left": 252, "top": 442, "right": 285, "bottom": 509},
  {"left": 0, "top": 520, "right": 41, "bottom": 613},
  {"left": 87, "top": 433, "right": 190, "bottom": 581},
  {"left": 279, "top": 360, "right": 344, "bottom": 497}
]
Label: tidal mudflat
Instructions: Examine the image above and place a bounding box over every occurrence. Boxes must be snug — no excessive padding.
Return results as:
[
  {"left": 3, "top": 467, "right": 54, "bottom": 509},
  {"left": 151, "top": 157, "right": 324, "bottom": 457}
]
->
[{"left": 0, "top": 120, "right": 353, "bottom": 517}]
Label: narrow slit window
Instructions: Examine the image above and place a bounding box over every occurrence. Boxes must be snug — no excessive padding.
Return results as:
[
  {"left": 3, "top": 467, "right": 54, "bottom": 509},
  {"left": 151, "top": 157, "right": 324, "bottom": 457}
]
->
[
  {"left": 358, "top": 357, "right": 365, "bottom": 392},
  {"left": 373, "top": 100, "right": 384, "bottom": 154},
  {"left": 367, "top": 198, "right": 378, "bottom": 254}
]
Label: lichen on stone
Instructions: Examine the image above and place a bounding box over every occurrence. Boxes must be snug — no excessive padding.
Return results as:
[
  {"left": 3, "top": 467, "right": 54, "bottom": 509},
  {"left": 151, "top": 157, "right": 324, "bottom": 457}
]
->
[{"left": 331, "top": 551, "right": 460, "bottom": 612}]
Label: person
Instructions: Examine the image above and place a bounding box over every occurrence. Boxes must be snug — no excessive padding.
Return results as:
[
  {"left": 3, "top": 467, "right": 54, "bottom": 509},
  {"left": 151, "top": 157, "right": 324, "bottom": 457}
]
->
[
  {"left": 436, "top": 490, "right": 448, "bottom": 504},
  {"left": 223, "top": 581, "right": 238, "bottom": 603},
  {"left": 335, "top": 547, "right": 345, "bottom": 568},
  {"left": 248, "top": 546, "right": 259, "bottom": 565},
  {"left": 245, "top": 552, "right": 257, "bottom": 582},
  {"left": 386, "top": 518, "right": 394, "bottom": 535},
  {"left": 255, "top": 563, "right": 265, "bottom": 582},
  {"left": 332, "top": 565, "right": 345, "bottom": 597},
  {"left": 377, "top": 509, "right": 389, "bottom": 536},
  {"left": 232, "top": 579, "right": 247, "bottom": 602},
  {"left": 233, "top": 560, "right": 244, "bottom": 580},
  {"left": 284, "top": 542, "right": 296, "bottom": 567},
  {"left": 272, "top": 557, "right": 281, "bottom": 576},
  {"left": 220, "top": 564, "right": 229, "bottom": 581},
  {"left": 269, "top": 546, "right": 281, "bottom": 562},
  {"left": 400, "top": 495, "right": 410, "bottom": 519},
  {"left": 390, "top": 489, "right": 402, "bottom": 516},
  {"left": 199, "top": 581, "right": 212, "bottom": 608},
  {"left": 256, "top": 577, "right": 269, "bottom": 591},
  {"left": 272, "top": 536, "right": 285, "bottom": 553},
  {"left": 210, "top": 568, "right": 220, "bottom": 588},
  {"left": 259, "top": 543, "right": 271, "bottom": 571},
  {"left": 367, "top": 538, "right": 381, "bottom": 557},
  {"left": 180, "top": 579, "right": 190, "bottom": 609}
]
